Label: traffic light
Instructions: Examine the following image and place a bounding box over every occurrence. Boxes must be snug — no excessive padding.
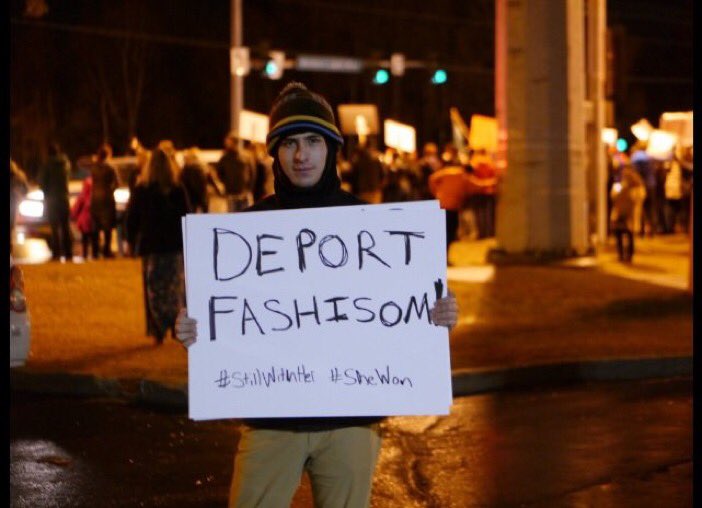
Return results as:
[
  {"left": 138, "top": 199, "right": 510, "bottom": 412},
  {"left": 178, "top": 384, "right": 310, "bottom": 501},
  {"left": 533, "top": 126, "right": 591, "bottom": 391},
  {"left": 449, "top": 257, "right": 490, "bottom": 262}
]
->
[
  {"left": 230, "top": 46, "right": 250, "bottom": 77},
  {"left": 431, "top": 69, "right": 447, "bottom": 85},
  {"left": 263, "top": 50, "right": 285, "bottom": 80},
  {"left": 373, "top": 69, "right": 390, "bottom": 85}
]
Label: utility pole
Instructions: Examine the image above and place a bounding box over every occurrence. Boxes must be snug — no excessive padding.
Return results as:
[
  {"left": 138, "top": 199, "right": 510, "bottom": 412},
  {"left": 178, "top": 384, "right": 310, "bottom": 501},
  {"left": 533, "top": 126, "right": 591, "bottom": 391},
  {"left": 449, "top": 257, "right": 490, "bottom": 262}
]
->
[
  {"left": 586, "top": 0, "right": 607, "bottom": 248},
  {"left": 230, "top": 0, "right": 243, "bottom": 135}
]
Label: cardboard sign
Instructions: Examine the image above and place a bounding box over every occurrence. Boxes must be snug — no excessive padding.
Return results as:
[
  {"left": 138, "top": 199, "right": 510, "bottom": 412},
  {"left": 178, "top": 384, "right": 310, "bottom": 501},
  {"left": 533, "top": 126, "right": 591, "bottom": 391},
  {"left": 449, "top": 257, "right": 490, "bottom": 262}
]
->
[
  {"left": 238, "top": 110, "right": 269, "bottom": 144},
  {"left": 337, "top": 104, "right": 380, "bottom": 135},
  {"left": 182, "top": 201, "right": 452, "bottom": 421},
  {"left": 383, "top": 120, "right": 416, "bottom": 153}
]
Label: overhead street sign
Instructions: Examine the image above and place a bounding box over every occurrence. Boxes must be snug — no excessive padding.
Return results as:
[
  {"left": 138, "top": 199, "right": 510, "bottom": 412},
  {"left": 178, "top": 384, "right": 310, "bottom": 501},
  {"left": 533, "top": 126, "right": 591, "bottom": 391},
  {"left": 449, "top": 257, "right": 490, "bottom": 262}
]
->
[{"left": 296, "top": 54, "right": 363, "bottom": 73}]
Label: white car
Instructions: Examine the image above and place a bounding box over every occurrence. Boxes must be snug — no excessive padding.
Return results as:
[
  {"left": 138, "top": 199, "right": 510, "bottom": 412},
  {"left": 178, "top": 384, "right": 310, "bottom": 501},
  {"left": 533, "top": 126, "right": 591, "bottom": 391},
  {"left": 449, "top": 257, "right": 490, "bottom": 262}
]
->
[{"left": 10, "top": 257, "right": 31, "bottom": 367}]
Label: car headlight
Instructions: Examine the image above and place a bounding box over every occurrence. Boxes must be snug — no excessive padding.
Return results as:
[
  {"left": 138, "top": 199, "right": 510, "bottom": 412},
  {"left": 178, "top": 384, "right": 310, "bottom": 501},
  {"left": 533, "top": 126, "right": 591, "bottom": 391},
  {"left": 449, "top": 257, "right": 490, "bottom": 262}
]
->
[
  {"left": 26, "top": 189, "right": 44, "bottom": 200},
  {"left": 18, "top": 199, "right": 44, "bottom": 218}
]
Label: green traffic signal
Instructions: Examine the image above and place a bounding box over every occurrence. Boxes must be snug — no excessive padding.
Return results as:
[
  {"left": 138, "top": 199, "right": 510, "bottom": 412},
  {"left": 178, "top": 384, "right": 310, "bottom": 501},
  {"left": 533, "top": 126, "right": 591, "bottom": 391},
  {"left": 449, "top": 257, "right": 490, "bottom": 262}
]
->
[
  {"left": 373, "top": 69, "right": 390, "bottom": 85},
  {"left": 431, "top": 69, "right": 447, "bottom": 84},
  {"left": 264, "top": 61, "right": 278, "bottom": 77}
]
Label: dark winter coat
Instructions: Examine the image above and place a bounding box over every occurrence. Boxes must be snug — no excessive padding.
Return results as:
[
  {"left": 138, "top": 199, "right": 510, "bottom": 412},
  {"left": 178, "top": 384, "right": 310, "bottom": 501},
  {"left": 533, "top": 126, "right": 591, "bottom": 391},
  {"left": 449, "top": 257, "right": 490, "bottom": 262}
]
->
[
  {"left": 38, "top": 155, "right": 71, "bottom": 220},
  {"left": 215, "top": 149, "right": 254, "bottom": 195},
  {"left": 126, "top": 182, "right": 191, "bottom": 256},
  {"left": 180, "top": 163, "right": 209, "bottom": 213},
  {"left": 243, "top": 143, "right": 382, "bottom": 432},
  {"left": 90, "top": 161, "right": 119, "bottom": 230}
]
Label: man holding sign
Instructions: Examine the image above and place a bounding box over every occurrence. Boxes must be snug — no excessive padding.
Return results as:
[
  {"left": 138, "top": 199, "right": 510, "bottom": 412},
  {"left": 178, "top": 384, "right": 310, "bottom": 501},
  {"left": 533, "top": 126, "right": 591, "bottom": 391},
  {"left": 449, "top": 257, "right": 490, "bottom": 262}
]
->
[{"left": 176, "top": 82, "right": 458, "bottom": 508}]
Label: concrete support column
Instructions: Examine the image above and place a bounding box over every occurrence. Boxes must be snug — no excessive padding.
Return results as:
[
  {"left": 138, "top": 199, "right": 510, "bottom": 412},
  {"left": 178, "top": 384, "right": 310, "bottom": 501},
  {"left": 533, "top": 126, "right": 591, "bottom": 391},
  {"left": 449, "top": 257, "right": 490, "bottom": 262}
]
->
[{"left": 493, "top": 0, "right": 589, "bottom": 260}]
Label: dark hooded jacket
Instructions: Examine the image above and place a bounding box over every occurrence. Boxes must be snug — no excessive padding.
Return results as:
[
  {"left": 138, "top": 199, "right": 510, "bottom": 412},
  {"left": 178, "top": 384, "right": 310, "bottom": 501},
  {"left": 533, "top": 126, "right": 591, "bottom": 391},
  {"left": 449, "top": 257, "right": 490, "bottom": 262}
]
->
[{"left": 242, "top": 140, "right": 383, "bottom": 431}]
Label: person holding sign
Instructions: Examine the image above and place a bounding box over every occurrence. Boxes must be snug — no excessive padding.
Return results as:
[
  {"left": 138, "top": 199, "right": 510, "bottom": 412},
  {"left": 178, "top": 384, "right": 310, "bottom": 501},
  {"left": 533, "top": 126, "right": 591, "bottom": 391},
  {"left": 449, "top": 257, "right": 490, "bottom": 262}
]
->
[{"left": 175, "top": 82, "right": 458, "bottom": 508}]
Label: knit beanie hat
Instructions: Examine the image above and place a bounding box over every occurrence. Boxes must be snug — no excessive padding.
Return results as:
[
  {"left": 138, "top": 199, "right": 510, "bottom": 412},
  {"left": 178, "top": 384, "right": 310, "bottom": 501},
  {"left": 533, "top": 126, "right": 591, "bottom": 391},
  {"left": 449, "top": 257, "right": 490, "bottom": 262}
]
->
[{"left": 266, "top": 82, "right": 344, "bottom": 156}]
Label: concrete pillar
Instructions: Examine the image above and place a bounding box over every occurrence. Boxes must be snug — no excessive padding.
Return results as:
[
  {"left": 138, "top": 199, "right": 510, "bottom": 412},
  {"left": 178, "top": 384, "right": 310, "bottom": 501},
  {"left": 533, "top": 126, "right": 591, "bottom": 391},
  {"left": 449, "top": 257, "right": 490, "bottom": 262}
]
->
[{"left": 492, "top": 0, "right": 589, "bottom": 261}]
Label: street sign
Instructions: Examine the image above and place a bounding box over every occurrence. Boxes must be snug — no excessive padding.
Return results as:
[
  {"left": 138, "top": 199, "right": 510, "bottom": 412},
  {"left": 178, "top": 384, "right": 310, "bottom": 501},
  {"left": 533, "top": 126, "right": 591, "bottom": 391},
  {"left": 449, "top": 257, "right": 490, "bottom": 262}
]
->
[
  {"left": 390, "top": 53, "right": 405, "bottom": 76},
  {"left": 296, "top": 54, "right": 363, "bottom": 73}
]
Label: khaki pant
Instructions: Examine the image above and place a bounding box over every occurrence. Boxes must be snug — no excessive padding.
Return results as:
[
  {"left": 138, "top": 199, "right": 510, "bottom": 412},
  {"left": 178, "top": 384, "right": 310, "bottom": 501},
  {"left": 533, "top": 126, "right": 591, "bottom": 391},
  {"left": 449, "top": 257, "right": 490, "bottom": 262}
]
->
[{"left": 230, "top": 425, "right": 382, "bottom": 508}]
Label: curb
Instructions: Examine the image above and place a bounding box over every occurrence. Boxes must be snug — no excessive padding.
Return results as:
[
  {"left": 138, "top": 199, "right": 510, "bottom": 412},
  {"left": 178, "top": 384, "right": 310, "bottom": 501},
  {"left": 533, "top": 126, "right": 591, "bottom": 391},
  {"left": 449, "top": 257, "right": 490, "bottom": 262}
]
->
[
  {"left": 451, "top": 356, "right": 693, "bottom": 396},
  {"left": 11, "top": 356, "right": 692, "bottom": 411}
]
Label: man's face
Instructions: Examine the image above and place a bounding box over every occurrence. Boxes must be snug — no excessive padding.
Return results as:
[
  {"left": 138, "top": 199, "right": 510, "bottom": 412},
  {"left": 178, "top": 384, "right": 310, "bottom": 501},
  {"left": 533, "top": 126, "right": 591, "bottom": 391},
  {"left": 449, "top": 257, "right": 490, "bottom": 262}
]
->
[{"left": 277, "top": 132, "right": 328, "bottom": 187}]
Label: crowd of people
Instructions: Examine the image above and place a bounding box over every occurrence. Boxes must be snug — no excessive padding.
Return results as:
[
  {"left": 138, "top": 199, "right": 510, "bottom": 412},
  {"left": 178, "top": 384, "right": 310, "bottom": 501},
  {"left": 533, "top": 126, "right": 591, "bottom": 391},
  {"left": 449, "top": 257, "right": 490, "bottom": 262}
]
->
[
  {"left": 10, "top": 128, "right": 694, "bottom": 273},
  {"left": 339, "top": 140, "right": 500, "bottom": 256},
  {"left": 606, "top": 140, "right": 693, "bottom": 262}
]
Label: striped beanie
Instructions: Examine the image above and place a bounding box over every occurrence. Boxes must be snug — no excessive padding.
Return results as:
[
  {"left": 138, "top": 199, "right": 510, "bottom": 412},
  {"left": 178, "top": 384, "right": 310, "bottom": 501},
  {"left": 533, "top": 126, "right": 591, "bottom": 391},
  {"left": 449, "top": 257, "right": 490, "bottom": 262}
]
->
[{"left": 266, "top": 82, "right": 344, "bottom": 156}]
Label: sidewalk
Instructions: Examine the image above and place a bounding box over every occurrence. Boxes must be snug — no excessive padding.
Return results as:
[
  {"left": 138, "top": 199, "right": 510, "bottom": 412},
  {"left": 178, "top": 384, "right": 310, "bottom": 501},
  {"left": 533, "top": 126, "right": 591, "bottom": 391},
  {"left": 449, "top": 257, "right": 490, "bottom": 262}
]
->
[{"left": 10, "top": 234, "right": 692, "bottom": 408}]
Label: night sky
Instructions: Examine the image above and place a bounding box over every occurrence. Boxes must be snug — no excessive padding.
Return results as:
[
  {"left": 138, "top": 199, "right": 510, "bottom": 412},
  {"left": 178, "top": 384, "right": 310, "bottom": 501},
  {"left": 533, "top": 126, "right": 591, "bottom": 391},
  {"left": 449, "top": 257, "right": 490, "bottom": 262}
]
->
[{"left": 9, "top": 0, "right": 693, "bottom": 176}]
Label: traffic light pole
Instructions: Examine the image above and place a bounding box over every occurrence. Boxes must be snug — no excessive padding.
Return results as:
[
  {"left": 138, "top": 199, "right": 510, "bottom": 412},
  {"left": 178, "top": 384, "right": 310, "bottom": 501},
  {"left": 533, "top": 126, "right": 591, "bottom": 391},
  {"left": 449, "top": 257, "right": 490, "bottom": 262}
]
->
[{"left": 230, "top": 0, "right": 243, "bottom": 136}]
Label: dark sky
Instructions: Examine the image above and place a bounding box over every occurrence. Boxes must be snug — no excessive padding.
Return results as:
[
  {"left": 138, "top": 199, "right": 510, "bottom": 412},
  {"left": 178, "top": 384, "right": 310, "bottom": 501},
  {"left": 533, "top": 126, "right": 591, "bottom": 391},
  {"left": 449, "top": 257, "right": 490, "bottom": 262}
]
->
[{"left": 9, "top": 0, "right": 693, "bottom": 172}]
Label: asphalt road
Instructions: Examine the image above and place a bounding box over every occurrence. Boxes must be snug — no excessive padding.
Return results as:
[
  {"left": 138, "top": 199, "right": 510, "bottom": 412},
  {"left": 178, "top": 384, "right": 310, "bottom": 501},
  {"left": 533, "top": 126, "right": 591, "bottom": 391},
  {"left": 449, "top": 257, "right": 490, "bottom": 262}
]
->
[{"left": 10, "top": 377, "right": 691, "bottom": 507}]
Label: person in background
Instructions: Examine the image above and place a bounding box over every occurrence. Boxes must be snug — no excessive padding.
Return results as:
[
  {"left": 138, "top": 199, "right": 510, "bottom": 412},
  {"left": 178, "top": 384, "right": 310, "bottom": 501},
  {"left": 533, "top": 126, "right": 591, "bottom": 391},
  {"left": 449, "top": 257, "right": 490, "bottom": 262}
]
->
[
  {"left": 440, "top": 142, "right": 461, "bottom": 166},
  {"left": 10, "top": 158, "right": 29, "bottom": 254},
  {"left": 429, "top": 164, "right": 470, "bottom": 259},
  {"left": 680, "top": 145, "right": 693, "bottom": 235},
  {"left": 126, "top": 146, "right": 191, "bottom": 345},
  {"left": 90, "top": 143, "right": 119, "bottom": 258},
  {"left": 180, "top": 147, "right": 210, "bottom": 213},
  {"left": 382, "top": 148, "right": 416, "bottom": 202},
  {"left": 215, "top": 132, "right": 255, "bottom": 211},
  {"left": 39, "top": 142, "right": 73, "bottom": 261},
  {"left": 630, "top": 140, "right": 657, "bottom": 237},
  {"left": 251, "top": 141, "right": 275, "bottom": 203},
  {"left": 70, "top": 176, "right": 98, "bottom": 260},
  {"left": 349, "top": 144, "right": 385, "bottom": 204},
  {"left": 469, "top": 148, "right": 498, "bottom": 238},
  {"left": 606, "top": 147, "right": 629, "bottom": 236},
  {"left": 610, "top": 163, "right": 646, "bottom": 263},
  {"left": 174, "top": 81, "right": 458, "bottom": 508},
  {"left": 417, "top": 142, "right": 443, "bottom": 200}
]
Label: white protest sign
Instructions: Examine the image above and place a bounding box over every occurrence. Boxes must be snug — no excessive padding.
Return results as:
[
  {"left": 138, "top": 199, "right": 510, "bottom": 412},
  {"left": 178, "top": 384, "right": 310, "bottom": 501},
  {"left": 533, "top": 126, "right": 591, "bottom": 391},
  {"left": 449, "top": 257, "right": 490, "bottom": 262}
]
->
[{"left": 182, "top": 202, "right": 451, "bottom": 421}]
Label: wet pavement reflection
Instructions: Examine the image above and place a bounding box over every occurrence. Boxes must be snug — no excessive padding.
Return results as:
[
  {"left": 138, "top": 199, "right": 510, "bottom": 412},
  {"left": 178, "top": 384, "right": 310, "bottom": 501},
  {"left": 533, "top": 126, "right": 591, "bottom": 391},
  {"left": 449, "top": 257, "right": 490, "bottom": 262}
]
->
[{"left": 10, "top": 377, "right": 691, "bottom": 507}]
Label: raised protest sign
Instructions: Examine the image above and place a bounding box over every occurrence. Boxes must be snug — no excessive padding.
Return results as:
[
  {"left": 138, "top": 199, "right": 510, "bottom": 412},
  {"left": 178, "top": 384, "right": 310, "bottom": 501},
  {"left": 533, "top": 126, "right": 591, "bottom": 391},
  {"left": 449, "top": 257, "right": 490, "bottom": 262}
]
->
[{"left": 182, "top": 201, "right": 452, "bottom": 421}]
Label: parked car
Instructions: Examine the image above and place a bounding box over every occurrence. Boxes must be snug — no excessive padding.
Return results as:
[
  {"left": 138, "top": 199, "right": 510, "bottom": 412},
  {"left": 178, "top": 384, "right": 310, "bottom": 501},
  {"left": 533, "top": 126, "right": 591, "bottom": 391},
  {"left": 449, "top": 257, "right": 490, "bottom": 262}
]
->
[
  {"left": 10, "top": 257, "right": 31, "bottom": 367},
  {"left": 12, "top": 158, "right": 134, "bottom": 258}
]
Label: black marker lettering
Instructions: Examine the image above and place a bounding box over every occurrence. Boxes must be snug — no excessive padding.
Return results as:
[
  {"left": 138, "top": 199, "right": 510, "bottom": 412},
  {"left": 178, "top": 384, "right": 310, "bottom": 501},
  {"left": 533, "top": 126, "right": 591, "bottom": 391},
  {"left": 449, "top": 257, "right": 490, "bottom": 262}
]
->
[
  {"left": 213, "top": 228, "right": 252, "bottom": 281},
  {"left": 296, "top": 228, "right": 317, "bottom": 272},
  {"left": 385, "top": 230, "right": 425, "bottom": 265},
  {"left": 256, "top": 234, "right": 284, "bottom": 276},
  {"left": 294, "top": 296, "right": 321, "bottom": 328},
  {"left": 404, "top": 292, "right": 431, "bottom": 323},
  {"left": 208, "top": 296, "right": 238, "bottom": 341},
  {"left": 241, "top": 298, "right": 265, "bottom": 336},
  {"left": 357, "top": 230, "right": 390, "bottom": 269},
  {"left": 379, "top": 301, "right": 403, "bottom": 327},
  {"left": 263, "top": 299, "right": 294, "bottom": 331},
  {"left": 324, "top": 296, "right": 349, "bottom": 322},
  {"left": 353, "top": 297, "right": 376, "bottom": 323},
  {"left": 318, "top": 235, "right": 349, "bottom": 268}
]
